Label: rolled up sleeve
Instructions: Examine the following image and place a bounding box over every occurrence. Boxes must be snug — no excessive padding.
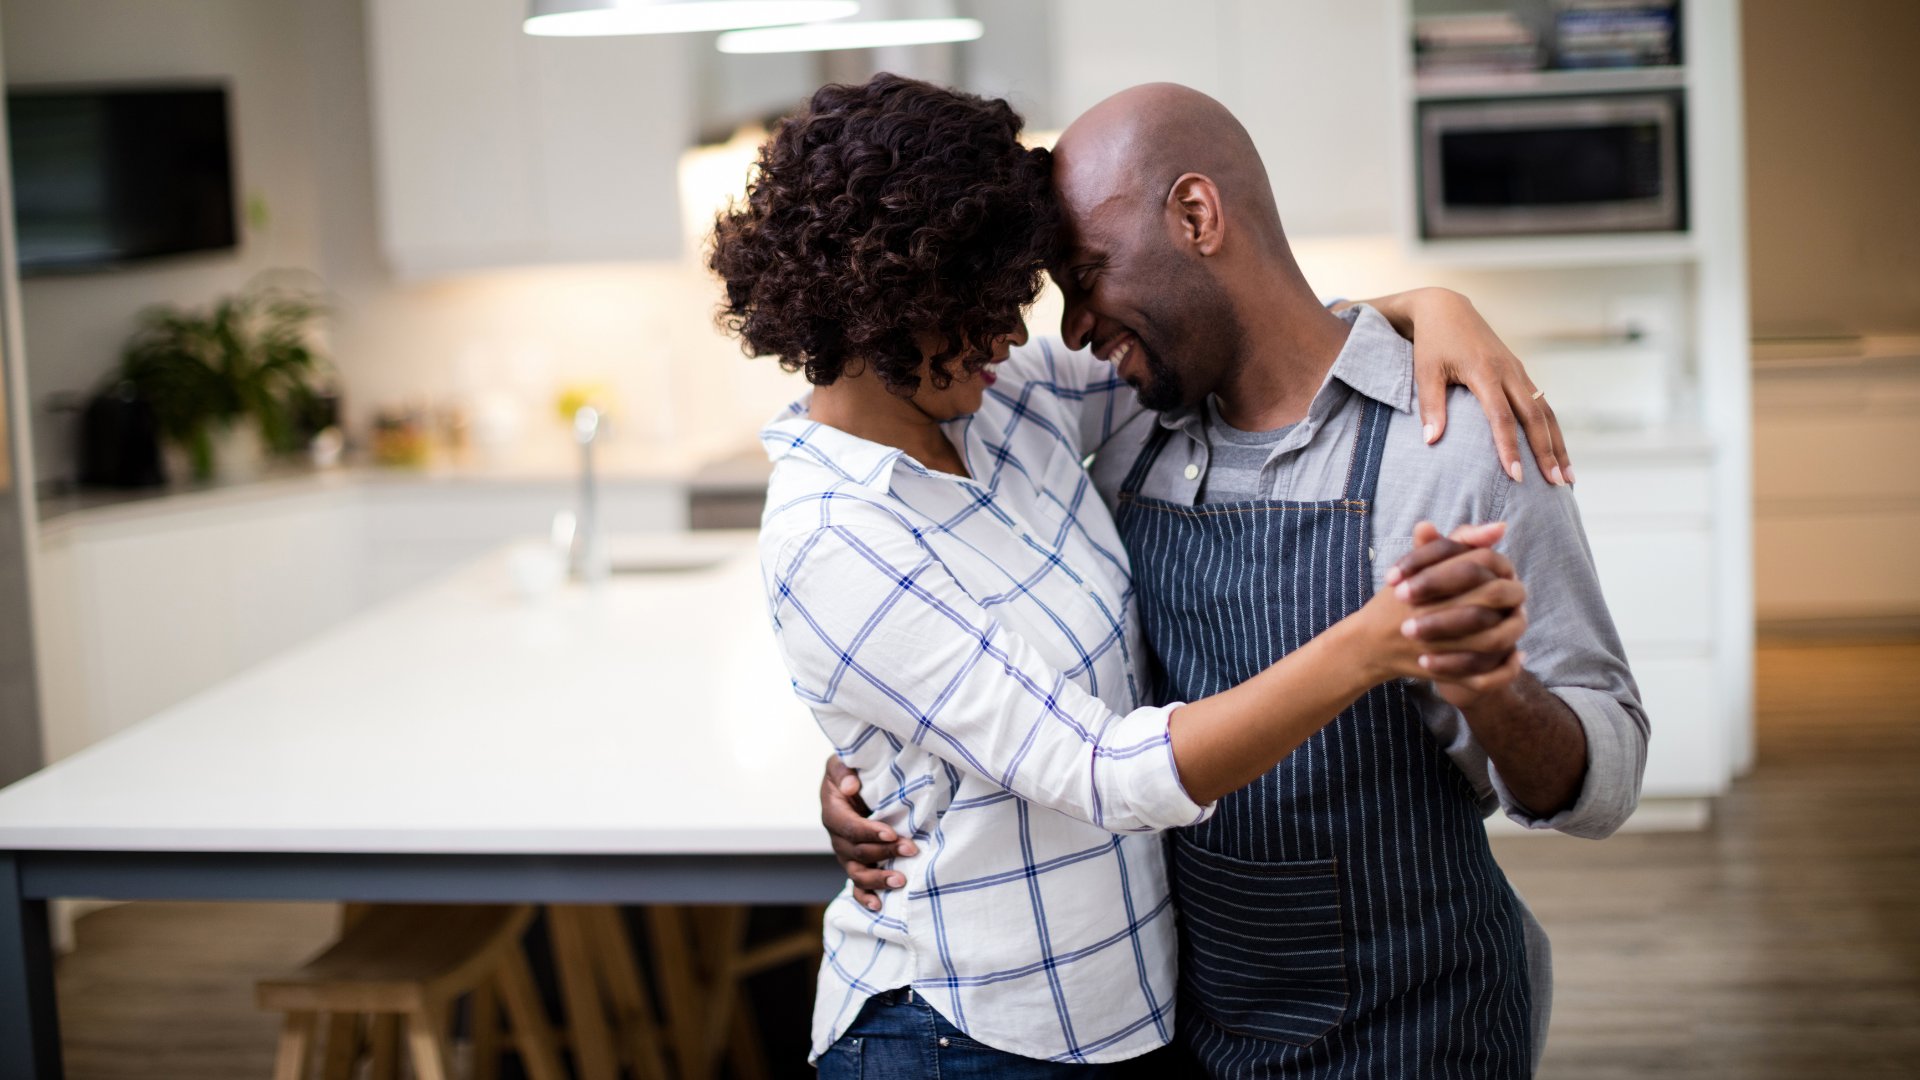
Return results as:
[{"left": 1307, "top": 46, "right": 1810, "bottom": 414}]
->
[
  {"left": 1491, "top": 685, "right": 1648, "bottom": 838},
  {"left": 766, "top": 518, "right": 1214, "bottom": 834},
  {"left": 1485, "top": 476, "right": 1651, "bottom": 839}
]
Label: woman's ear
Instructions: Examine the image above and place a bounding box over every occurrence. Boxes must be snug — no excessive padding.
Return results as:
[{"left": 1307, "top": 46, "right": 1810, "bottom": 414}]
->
[{"left": 1166, "top": 173, "right": 1226, "bottom": 257}]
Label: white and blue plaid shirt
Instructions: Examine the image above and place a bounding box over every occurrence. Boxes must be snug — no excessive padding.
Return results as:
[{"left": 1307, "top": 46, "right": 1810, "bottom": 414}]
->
[{"left": 759, "top": 342, "right": 1214, "bottom": 1065}]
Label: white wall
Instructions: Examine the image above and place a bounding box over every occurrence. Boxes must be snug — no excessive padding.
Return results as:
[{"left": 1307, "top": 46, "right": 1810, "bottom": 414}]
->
[
  {"left": 1051, "top": 0, "right": 1398, "bottom": 238},
  {"left": 2, "top": 0, "right": 326, "bottom": 486},
  {"left": 956, "top": 0, "right": 1058, "bottom": 129}
]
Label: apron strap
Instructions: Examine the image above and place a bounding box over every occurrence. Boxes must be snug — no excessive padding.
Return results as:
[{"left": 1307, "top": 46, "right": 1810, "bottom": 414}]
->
[
  {"left": 1342, "top": 398, "right": 1395, "bottom": 504},
  {"left": 1118, "top": 421, "right": 1178, "bottom": 499}
]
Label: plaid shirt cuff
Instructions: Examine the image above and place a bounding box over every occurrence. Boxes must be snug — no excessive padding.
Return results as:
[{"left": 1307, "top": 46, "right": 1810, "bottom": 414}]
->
[{"left": 1104, "top": 701, "right": 1216, "bottom": 831}]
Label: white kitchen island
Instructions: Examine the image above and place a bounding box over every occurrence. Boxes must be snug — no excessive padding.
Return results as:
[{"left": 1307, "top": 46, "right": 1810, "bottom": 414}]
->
[{"left": 0, "top": 531, "right": 842, "bottom": 1079}]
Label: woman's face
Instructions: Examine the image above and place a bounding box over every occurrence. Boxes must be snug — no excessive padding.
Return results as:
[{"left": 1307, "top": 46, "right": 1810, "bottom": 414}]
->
[{"left": 909, "top": 322, "right": 1031, "bottom": 421}]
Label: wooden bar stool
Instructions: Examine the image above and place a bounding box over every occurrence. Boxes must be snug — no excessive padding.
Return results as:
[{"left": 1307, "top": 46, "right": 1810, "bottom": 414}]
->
[
  {"left": 544, "top": 905, "right": 671, "bottom": 1080},
  {"left": 644, "top": 904, "right": 828, "bottom": 1080},
  {"left": 255, "top": 904, "right": 565, "bottom": 1080}
]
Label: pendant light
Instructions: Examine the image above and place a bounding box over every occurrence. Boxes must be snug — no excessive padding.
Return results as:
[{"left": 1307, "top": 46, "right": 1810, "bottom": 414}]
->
[
  {"left": 526, "top": 0, "right": 860, "bottom": 38},
  {"left": 714, "top": 0, "right": 981, "bottom": 53}
]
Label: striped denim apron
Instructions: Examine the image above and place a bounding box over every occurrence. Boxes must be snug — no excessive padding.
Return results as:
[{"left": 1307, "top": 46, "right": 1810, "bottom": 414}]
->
[{"left": 1114, "top": 400, "right": 1533, "bottom": 1078}]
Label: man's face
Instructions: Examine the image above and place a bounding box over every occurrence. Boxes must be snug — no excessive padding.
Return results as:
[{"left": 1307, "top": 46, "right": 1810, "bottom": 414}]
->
[{"left": 1048, "top": 165, "right": 1240, "bottom": 412}]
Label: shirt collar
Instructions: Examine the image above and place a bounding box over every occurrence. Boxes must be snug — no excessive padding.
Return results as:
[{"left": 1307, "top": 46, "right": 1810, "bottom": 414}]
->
[
  {"left": 759, "top": 392, "right": 908, "bottom": 494},
  {"left": 1327, "top": 304, "right": 1416, "bottom": 413},
  {"left": 1155, "top": 303, "right": 1415, "bottom": 433}
]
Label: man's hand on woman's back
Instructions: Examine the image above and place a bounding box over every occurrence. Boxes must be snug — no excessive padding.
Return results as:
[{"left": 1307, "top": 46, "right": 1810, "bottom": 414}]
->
[{"left": 822, "top": 757, "right": 918, "bottom": 911}]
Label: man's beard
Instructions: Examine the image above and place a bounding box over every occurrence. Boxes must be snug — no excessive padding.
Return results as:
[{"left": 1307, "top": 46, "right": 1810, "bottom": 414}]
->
[
  {"left": 1133, "top": 284, "right": 1242, "bottom": 413},
  {"left": 1133, "top": 341, "right": 1186, "bottom": 412},
  {"left": 1128, "top": 303, "right": 1236, "bottom": 417}
]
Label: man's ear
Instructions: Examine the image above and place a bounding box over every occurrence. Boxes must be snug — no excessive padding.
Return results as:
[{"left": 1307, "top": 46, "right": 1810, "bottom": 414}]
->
[{"left": 1166, "top": 173, "right": 1226, "bottom": 257}]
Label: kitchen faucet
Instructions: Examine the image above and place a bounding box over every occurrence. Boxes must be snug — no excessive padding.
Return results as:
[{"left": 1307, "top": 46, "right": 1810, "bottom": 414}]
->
[{"left": 569, "top": 404, "right": 608, "bottom": 584}]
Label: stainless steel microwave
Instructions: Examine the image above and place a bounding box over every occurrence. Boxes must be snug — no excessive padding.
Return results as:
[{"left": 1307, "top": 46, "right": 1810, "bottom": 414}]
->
[{"left": 1418, "top": 93, "right": 1684, "bottom": 238}]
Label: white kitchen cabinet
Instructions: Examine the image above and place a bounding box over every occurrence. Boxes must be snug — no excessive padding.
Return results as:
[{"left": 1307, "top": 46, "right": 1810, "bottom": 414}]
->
[
  {"left": 33, "top": 472, "right": 688, "bottom": 765},
  {"left": 1050, "top": 0, "right": 1228, "bottom": 118},
  {"left": 364, "top": 0, "right": 695, "bottom": 278},
  {"left": 28, "top": 540, "right": 85, "bottom": 765},
  {"left": 1218, "top": 0, "right": 1398, "bottom": 237},
  {"left": 1561, "top": 456, "right": 1712, "bottom": 527},
  {"left": 1587, "top": 531, "right": 1715, "bottom": 648},
  {"left": 1755, "top": 510, "right": 1920, "bottom": 623},
  {"left": 1752, "top": 357, "right": 1920, "bottom": 624},
  {"left": 1572, "top": 454, "right": 1724, "bottom": 796},
  {"left": 1631, "top": 655, "right": 1724, "bottom": 797},
  {"left": 1049, "top": 0, "right": 1398, "bottom": 238},
  {"left": 35, "top": 488, "right": 362, "bottom": 761}
]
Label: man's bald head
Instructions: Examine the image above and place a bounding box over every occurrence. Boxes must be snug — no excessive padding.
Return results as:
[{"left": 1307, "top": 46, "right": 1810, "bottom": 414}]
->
[
  {"left": 1046, "top": 84, "right": 1319, "bottom": 413},
  {"left": 1053, "top": 83, "right": 1286, "bottom": 254}
]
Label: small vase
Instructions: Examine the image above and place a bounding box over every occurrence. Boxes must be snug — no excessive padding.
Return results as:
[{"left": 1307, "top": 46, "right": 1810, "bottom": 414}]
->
[
  {"left": 161, "top": 441, "right": 195, "bottom": 487},
  {"left": 210, "top": 421, "right": 268, "bottom": 483}
]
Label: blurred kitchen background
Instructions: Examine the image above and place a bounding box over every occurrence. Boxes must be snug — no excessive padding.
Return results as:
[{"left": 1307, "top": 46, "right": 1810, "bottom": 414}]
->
[{"left": 0, "top": 0, "right": 1913, "bottom": 1077}]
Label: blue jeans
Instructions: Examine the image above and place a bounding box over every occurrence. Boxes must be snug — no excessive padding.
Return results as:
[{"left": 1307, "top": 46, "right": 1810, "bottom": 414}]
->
[{"left": 816, "top": 988, "right": 1152, "bottom": 1078}]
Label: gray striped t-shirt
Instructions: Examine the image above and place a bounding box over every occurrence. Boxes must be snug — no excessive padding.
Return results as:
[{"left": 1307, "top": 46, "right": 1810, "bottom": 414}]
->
[{"left": 1199, "top": 397, "right": 1296, "bottom": 503}]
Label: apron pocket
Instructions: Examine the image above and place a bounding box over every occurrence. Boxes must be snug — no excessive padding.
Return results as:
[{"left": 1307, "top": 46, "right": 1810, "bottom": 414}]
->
[{"left": 1174, "top": 837, "right": 1350, "bottom": 1046}]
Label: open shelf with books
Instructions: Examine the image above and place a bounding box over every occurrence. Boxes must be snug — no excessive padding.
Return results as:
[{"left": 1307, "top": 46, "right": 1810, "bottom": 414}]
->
[{"left": 1411, "top": 0, "right": 1682, "bottom": 93}]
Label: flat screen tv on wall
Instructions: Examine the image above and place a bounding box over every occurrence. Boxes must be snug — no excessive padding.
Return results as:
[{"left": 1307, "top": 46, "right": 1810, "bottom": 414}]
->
[{"left": 7, "top": 84, "right": 238, "bottom": 275}]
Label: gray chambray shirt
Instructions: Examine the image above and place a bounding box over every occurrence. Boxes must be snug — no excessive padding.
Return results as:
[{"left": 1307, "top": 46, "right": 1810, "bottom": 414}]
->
[{"left": 1071, "top": 303, "right": 1649, "bottom": 1071}]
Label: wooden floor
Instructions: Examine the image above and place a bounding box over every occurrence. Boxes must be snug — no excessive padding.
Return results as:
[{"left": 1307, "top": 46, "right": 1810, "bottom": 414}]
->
[
  {"left": 1498, "top": 639, "right": 1920, "bottom": 1079},
  {"left": 48, "top": 640, "right": 1920, "bottom": 1079}
]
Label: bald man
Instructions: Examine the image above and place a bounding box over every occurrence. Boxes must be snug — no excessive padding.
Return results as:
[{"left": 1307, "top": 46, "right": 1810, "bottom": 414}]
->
[{"left": 827, "top": 84, "right": 1648, "bottom": 1077}]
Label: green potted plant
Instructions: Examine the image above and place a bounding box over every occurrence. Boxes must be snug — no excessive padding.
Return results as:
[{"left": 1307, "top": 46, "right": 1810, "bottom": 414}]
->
[{"left": 117, "top": 283, "right": 330, "bottom": 481}]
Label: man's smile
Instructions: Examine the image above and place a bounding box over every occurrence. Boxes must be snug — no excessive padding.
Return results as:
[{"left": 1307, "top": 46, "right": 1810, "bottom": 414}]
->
[{"left": 1096, "top": 331, "right": 1140, "bottom": 381}]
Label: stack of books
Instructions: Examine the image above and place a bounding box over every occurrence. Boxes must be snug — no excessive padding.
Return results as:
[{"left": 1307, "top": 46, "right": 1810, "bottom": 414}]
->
[
  {"left": 1553, "top": 0, "right": 1679, "bottom": 69},
  {"left": 1413, "top": 11, "right": 1543, "bottom": 76}
]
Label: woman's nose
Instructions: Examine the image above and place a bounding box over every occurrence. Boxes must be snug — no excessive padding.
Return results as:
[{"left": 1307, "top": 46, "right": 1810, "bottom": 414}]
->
[{"left": 989, "top": 323, "right": 1028, "bottom": 359}]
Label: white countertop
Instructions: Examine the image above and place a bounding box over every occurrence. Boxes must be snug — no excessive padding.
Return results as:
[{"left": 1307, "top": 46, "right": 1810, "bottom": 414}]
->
[
  {"left": 0, "top": 531, "right": 832, "bottom": 856},
  {"left": 1559, "top": 422, "right": 1716, "bottom": 463},
  {"left": 36, "top": 439, "right": 772, "bottom": 536}
]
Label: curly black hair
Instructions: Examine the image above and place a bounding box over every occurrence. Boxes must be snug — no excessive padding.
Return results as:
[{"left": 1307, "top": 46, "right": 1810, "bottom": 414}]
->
[{"left": 709, "top": 73, "right": 1059, "bottom": 396}]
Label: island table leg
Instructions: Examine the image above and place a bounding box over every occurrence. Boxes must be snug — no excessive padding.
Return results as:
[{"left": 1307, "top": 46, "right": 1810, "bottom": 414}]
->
[{"left": 0, "top": 852, "right": 63, "bottom": 1078}]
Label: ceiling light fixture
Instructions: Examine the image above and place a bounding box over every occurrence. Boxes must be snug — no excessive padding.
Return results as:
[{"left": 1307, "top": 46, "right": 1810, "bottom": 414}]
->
[
  {"left": 526, "top": 0, "right": 860, "bottom": 38},
  {"left": 715, "top": 0, "right": 981, "bottom": 53}
]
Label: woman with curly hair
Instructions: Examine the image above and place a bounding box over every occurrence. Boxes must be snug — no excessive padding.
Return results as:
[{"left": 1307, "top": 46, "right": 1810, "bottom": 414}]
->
[{"left": 714, "top": 74, "right": 1548, "bottom": 1076}]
